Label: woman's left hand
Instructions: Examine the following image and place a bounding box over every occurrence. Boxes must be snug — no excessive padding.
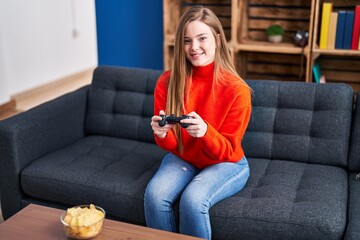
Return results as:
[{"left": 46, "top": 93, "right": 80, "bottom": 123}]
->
[{"left": 181, "top": 111, "right": 208, "bottom": 138}]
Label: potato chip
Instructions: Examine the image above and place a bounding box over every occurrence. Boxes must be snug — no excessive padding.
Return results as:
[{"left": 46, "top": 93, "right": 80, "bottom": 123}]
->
[{"left": 61, "top": 204, "right": 105, "bottom": 239}]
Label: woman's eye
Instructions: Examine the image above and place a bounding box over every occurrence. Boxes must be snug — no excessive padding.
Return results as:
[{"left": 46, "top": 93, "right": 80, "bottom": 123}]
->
[
  {"left": 199, "top": 37, "right": 207, "bottom": 41},
  {"left": 184, "top": 39, "right": 191, "bottom": 44}
]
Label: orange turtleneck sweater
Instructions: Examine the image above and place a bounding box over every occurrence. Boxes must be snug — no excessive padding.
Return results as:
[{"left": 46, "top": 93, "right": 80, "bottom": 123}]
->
[{"left": 154, "top": 62, "right": 252, "bottom": 169}]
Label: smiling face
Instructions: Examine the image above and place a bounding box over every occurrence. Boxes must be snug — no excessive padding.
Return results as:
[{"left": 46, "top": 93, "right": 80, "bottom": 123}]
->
[{"left": 184, "top": 20, "right": 217, "bottom": 67}]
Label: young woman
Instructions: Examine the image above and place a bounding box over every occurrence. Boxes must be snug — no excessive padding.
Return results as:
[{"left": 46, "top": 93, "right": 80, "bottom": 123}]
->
[{"left": 145, "top": 5, "right": 252, "bottom": 239}]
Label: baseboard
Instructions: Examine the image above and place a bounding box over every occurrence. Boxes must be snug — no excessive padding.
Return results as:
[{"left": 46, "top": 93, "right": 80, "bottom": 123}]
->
[{"left": 0, "top": 99, "right": 16, "bottom": 114}]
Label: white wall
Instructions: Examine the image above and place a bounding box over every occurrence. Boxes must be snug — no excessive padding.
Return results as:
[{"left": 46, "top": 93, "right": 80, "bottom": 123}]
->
[
  {"left": 0, "top": 0, "right": 98, "bottom": 101},
  {"left": 0, "top": 3, "right": 10, "bottom": 105}
]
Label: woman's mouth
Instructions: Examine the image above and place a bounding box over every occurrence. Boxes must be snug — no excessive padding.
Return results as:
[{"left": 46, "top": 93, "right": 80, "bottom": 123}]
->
[{"left": 191, "top": 52, "right": 203, "bottom": 59}]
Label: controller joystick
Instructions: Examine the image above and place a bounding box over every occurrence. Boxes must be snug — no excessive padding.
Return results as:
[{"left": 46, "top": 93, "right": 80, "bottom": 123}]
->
[{"left": 158, "top": 114, "right": 191, "bottom": 128}]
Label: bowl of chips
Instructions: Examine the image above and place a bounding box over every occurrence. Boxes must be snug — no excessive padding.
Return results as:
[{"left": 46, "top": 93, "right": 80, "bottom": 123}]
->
[{"left": 60, "top": 204, "right": 105, "bottom": 239}]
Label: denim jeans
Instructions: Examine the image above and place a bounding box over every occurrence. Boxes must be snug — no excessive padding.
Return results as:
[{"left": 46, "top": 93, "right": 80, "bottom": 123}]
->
[{"left": 144, "top": 153, "right": 250, "bottom": 240}]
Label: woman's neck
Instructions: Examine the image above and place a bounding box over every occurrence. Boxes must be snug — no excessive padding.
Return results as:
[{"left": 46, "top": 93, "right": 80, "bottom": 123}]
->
[{"left": 192, "top": 62, "right": 215, "bottom": 81}]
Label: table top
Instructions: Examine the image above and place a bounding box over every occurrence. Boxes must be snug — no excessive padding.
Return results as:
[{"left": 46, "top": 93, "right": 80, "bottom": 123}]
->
[{"left": 0, "top": 204, "right": 203, "bottom": 240}]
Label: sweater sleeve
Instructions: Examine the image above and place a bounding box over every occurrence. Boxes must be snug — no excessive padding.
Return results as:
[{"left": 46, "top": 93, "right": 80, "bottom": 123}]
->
[
  {"left": 153, "top": 71, "right": 178, "bottom": 151},
  {"left": 200, "top": 85, "right": 251, "bottom": 161}
]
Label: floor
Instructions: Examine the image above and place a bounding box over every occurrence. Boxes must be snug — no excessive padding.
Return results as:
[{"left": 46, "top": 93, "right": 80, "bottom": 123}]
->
[{"left": 0, "top": 67, "right": 95, "bottom": 223}]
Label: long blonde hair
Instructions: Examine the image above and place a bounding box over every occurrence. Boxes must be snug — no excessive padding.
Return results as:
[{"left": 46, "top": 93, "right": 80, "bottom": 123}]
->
[{"left": 167, "top": 5, "right": 247, "bottom": 152}]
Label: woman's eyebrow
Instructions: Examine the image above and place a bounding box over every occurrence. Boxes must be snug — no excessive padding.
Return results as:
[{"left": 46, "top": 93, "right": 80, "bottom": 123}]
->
[{"left": 184, "top": 33, "right": 209, "bottom": 39}]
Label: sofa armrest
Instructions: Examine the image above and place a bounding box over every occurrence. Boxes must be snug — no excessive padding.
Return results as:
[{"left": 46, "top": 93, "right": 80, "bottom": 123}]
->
[
  {"left": 0, "top": 86, "right": 89, "bottom": 219},
  {"left": 345, "top": 173, "right": 360, "bottom": 240}
]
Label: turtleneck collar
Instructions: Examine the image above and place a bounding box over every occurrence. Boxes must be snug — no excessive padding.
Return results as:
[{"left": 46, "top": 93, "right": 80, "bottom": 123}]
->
[{"left": 192, "top": 62, "right": 215, "bottom": 81}]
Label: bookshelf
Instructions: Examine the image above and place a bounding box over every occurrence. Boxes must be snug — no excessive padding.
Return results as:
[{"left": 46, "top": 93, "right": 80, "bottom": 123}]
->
[
  {"left": 163, "top": 0, "right": 360, "bottom": 91},
  {"left": 310, "top": 0, "right": 360, "bottom": 92}
]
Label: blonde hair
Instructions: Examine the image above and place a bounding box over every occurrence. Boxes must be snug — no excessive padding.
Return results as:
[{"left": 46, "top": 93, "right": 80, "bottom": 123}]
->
[{"left": 167, "top": 5, "right": 247, "bottom": 152}]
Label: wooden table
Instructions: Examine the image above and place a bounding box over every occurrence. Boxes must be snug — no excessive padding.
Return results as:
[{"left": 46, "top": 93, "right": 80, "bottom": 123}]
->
[{"left": 0, "top": 204, "right": 203, "bottom": 240}]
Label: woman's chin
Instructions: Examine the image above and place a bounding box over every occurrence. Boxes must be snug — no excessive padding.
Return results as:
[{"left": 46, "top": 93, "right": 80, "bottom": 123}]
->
[{"left": 189, "top": 59, "right": 211, "bottom": 67}]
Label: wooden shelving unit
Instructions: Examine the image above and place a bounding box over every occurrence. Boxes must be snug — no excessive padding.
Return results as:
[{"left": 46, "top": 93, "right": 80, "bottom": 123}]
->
[
  {"left": 310, "top": 0, "right": 360, "bottom": 92},
  {"left": 163, "top": 0, "right": 360, "bottom": 91}
]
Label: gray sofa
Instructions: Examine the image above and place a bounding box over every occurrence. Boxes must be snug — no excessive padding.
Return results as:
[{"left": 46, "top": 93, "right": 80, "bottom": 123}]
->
[{"left": 0, "top": 66, "right": 359, "bottom": 240}]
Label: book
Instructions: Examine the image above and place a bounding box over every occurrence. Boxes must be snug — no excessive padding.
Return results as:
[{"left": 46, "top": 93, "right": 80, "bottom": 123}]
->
[
  {"left": 343, "top": 11, "right": 355, "bottom": 49},
  {"left": 336, "top": 11, "right": 347, "bottom": 49},
  {"left": 312, "top": 62, "right": 322, "bottom": 84},
  {"left": 328, "top": 12, "right": 338, "bottom": 49},
  {"left": 319, "top": 3, "right": 333, "bottom": 49},
  {"left": 359, "top": 33, "right": 360, "bottom": 49},
  {"left": 351, "top": 5, "right": 360, "bottom": 50}
]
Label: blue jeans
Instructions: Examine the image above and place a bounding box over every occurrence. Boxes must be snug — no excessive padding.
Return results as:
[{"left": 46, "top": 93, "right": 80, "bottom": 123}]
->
[{"left": 144, "top": 153, "right": 250, "bottom": 239}]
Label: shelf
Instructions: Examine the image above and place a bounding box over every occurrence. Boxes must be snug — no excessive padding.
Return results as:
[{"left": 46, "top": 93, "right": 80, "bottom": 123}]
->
[
  {"left": 235, "top": 40, "right": 309, "bottom": 55},
  {"left": 165, "top": 37, "right": 312, "bottom": 55},
  {"left": 312, "top": 48, "right": 360, "bottom": 57}
]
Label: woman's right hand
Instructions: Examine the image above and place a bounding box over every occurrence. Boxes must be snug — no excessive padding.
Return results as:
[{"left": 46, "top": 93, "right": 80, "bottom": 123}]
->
[{"left": 151, "top": 110, "right": 174, "bottom": 138}]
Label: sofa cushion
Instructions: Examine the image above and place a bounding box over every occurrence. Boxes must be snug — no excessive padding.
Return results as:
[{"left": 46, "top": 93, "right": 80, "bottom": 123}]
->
[
  {"left": 348, "top": 91, "right": 360, "bottom": 172},
  {"left": 85, "top": 66, "right": 163, "bottom": 143},
  {"left": 210, "top": 157, "right": 348, "bottom": 240},
  {"left": 244, "top": 80, "right": 353, "bottom": 167},
  {"left": 20, "top": 135, "right": 167, "bottom": 224}
]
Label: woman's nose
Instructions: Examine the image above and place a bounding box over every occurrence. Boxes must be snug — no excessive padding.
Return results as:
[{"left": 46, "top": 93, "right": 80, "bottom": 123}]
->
[{"left": 191, "top": 41, "right": 199, "bottom": 51}]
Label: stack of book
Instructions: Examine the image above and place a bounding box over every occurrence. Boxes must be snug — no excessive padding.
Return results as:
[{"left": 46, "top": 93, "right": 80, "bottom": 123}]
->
[{"left": 319, "top": 3, "right": 360, "bottom": 50}]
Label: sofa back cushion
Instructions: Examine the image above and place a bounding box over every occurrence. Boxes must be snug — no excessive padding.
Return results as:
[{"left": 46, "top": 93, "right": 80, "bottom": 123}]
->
[
  {"left": 348, "top": 91, "right": 360, "bottom": 171},
  {"left": 243, "top": 80, "right": 354, "bottom": 167},
  {"left": 85, "top": 66, "right": 163, "bottom": 143}
]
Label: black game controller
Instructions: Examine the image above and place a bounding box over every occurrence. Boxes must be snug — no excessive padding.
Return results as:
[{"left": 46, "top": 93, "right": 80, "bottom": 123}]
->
[{"left": 158, "top": 114, "right": 191, "bottom": 128}]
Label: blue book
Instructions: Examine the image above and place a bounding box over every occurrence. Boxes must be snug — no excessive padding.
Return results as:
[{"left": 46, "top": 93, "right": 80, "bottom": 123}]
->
[
  {"left": 343, "top": 11, "right": 355, "bottom": 49},
  {"left": 335, "top": 11, "right": 346, "bottom": 49}
]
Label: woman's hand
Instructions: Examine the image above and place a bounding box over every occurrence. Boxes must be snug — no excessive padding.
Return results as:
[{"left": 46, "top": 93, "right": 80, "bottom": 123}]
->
[
  {"left": 151, "top": 110, "right": 174, "bottom": 138},
  {"left": 181, "top": 111, "right": 208, "bottom": 138}
]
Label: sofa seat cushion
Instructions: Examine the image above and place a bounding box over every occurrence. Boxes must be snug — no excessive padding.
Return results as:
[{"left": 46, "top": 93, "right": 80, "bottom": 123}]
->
[
  {"left": 210, "top": 158, "right": 348, "bottom": 240},
  {"left": 20, "top": 135, "right": 167, "bottom": 224}
]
